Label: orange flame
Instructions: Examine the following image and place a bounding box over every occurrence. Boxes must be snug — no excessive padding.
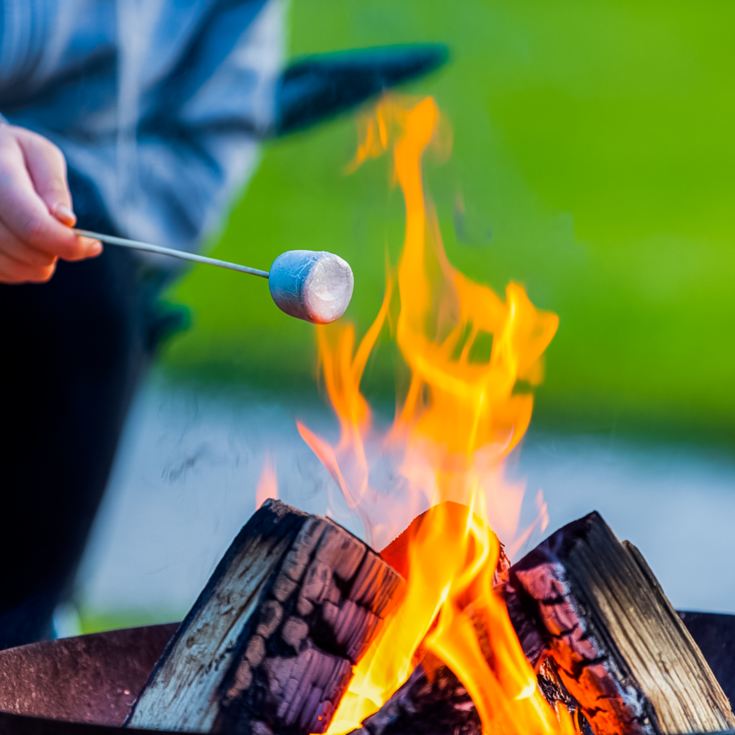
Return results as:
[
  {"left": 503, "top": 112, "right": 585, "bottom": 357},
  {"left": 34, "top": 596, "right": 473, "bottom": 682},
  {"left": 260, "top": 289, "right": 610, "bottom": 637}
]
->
[
  {"left": 254, "top": 455, "right": 278, "bottom": 510},
  {"left": 300, "top": 96, "right": 570, "bottom": 735}
]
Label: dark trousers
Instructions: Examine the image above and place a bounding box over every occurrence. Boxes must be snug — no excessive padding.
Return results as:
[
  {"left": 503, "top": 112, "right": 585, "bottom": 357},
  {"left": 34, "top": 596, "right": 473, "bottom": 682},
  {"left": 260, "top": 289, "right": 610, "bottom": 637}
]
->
[
  {"left": 0, "top": 248, "right": 152, "bottom": 646},
  {"left": 0, "top": 174, "right": 176, "bottom": 647}
]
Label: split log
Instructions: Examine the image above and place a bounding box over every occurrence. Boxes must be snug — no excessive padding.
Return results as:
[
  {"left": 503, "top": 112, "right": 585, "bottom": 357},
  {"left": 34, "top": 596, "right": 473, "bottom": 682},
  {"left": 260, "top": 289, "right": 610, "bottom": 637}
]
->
[
  {"left": 504, "top": 511, "right": 735, "bottom": 735},
  {"left": 126, "top": 499, "right": 402, "bottom": 735},
  {"left": 353, "top": 509, "right": 735, "bottom": 735}
]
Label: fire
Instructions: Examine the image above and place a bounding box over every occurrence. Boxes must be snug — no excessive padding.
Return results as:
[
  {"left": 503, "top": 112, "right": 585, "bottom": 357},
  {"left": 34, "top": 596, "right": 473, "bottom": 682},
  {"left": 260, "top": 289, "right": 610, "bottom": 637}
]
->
[
  {"left": 254, "top": 455, "right": 278, "bottom": 509},
  {"left": 298, "top": 95, "right": 572, "bottom": 734}
]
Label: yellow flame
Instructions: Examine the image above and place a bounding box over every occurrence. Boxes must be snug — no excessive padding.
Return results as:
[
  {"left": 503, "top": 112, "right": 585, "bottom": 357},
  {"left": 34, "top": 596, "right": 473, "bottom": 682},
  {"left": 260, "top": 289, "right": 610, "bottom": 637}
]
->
[{"left": 300, "top": 95, "right": 570, "bottom": 735}]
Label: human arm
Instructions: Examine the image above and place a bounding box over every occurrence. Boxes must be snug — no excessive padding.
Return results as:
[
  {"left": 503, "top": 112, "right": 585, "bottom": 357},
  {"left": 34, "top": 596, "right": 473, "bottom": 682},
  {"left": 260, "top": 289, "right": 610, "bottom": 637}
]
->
[{"left": 112, "top": 0, "right": 285, "bottom": 254}]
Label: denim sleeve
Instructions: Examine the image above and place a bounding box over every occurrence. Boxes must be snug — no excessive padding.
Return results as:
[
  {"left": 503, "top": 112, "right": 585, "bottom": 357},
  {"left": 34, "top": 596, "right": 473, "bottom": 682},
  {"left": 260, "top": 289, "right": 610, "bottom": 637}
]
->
[{"left": 113, "top": 0, "right": 285, "bottom": 256}]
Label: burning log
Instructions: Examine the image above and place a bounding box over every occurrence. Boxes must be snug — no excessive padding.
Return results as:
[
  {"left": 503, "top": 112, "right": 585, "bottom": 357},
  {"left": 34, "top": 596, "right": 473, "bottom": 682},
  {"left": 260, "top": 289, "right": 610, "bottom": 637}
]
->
[
  {"left": 126, "top": 499, "right": 402, "bottom": 735},
  {"left": 351, "top": 627, "right": 592, "bottom": 735},
  {"left": 504, "top": 511, "right": 735, "bottom": 735},
  {"left": 350, "top": 652, "right": 479, "bottom": 735},
  {"left": 380, "top": 501, "right": 511, "bottom": 587},
  {"left": 348, "top": 503, "right": 510, "bottom": 735},
  {"left": 347, "top": 603, "right": 569, "bottom": 735},
  {"left": 352, "top": 510, "right": 735, "bottom": 735},
  {"left": 535, "top": 658, "right": 592, "bottom": 735}
]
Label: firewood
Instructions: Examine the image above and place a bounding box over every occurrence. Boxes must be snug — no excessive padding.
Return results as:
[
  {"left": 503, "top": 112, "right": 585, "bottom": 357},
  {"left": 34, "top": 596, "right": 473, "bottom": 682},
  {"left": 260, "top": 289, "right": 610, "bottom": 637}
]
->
[
  {"left": 349, "top": 505, "right": 511, "bottom": 735},
  {"left": 353, "top": 510, "right": 735, "bottom": 735},
  {"left": 126, "top": 499, "right": 402, "bottom": 735},
  {"left": 350, "top": 653, "right": 479, "bottom": 735},
  {"left": 380, "top": 501, "right": 510, "bottom": 586},
  {"left": 536, "top": 658, "right": 592, "bottom": 735},
  {"left": 349, "top": 638, "right": 592, "bottom": 735},
  {"left": 504, "top": 511, "right": 735, "bottom": 735}
]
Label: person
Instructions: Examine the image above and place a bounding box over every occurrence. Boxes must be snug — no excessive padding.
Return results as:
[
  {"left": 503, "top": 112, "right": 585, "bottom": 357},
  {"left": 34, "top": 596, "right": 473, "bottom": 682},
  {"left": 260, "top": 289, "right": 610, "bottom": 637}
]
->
[{"left": 0, "top": 0, "right": 284, "bottom": 648}]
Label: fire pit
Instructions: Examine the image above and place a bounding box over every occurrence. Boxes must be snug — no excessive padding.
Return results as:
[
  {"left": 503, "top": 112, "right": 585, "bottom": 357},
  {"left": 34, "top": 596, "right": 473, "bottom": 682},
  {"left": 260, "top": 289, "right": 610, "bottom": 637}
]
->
[
  {"left": 0, "top": 614, "right": 731, "bottom": 735},
  {"left": 0, "top": 624, "right": 175, "bottom": 735}
]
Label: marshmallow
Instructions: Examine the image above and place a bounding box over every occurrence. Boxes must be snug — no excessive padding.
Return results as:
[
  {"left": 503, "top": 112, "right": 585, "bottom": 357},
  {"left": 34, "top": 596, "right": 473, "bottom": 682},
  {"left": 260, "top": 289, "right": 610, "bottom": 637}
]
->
[{"left": 268, "top": 250, "right": 354, "bottom": 324}]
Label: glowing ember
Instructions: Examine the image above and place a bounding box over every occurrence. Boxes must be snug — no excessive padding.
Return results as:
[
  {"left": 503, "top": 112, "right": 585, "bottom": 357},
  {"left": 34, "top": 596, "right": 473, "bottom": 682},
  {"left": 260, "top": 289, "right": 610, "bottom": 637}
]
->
[{"left": 296, "top": 95, "right": 571, "bottom": 734}]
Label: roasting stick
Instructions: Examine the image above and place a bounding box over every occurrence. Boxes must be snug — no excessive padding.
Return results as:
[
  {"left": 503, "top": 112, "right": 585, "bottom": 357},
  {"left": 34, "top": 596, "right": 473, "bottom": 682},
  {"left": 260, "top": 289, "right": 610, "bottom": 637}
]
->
[
  {"left": 73, "top": 228, "right": 354, "bottom": 324},
  {"left": 74, "top": 228, "right": 269, "bottom": 278}
]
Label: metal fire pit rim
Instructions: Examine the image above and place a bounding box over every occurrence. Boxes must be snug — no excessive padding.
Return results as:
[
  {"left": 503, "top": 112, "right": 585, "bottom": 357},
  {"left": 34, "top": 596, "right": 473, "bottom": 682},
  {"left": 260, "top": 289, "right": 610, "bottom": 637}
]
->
[
  {"left": 0, "top": 710, "right": 177, "bottom": 735},
  {"left": 0, "top": 614, "right": 732, "bottom": 735}
]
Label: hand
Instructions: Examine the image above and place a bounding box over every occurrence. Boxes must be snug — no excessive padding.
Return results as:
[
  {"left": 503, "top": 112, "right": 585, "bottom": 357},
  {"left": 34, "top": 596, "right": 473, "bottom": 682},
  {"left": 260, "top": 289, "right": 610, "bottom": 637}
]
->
[{"left": 0, "top": 123, "right": 102, "bottom": 284}]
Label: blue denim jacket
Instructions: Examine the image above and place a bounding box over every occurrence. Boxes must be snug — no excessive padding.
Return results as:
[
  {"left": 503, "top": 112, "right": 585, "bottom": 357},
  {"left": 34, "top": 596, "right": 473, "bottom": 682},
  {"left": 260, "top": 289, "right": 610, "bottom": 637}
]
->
[{"left": 0, "top": 0, "right": 284, "bottom": 257}]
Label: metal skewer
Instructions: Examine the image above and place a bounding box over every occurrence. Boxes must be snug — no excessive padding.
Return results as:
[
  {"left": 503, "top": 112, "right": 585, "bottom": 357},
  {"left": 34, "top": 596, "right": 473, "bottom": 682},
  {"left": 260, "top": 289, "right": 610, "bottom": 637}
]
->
[
  {"left": 74, "top": 228, "right": 269, "bottom": 279},
  {"left": 73, "top": 228, "right": 355, "bottom": 324}
]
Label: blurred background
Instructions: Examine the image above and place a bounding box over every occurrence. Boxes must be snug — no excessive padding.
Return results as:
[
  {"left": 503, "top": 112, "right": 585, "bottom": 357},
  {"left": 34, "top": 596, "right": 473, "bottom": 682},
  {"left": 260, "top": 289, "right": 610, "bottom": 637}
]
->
[{"left": 71, "top": 1, "right": 735, "bottom": 633}]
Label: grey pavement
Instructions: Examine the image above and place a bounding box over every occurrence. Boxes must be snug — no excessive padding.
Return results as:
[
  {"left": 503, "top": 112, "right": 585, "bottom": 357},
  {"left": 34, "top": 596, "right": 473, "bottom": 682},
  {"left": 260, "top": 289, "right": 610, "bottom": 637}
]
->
[{"left": 74, "top": 375, "right": 735, "bottom": 625}]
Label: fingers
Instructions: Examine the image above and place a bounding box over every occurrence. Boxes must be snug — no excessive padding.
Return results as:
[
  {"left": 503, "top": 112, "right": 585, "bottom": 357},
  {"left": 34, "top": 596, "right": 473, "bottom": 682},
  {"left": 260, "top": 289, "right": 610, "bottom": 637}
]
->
[
  {"left": 0, "top": 129, "right": 101, "bottom": 261},
  {"left": 49, "top": 233, "right": 102, "bottom": 262},
  {"left": 14, "top": 127, "right": 75, "bottom": 225},
  {"left": 0, "top": 249, "right": 56, "bottom": 284},
  {"left": 0, "top": 215, "right": 100, "bottom": 284},
  {"left": 0, "top": 220, "right": 57, "bottom": 269}
]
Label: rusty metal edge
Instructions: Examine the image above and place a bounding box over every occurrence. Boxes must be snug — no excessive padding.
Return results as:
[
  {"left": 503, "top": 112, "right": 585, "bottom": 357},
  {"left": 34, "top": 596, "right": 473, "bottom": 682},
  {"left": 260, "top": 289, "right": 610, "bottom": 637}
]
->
[{"left": 0, "top": 614, "right": 731, "bottom": 734}]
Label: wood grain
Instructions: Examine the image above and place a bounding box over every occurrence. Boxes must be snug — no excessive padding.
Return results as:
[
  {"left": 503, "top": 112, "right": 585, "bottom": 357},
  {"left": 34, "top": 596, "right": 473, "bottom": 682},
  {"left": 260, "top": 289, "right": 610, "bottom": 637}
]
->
[
  {"left": 504, "top": 511, "right": 735, "bottom": 735},
  {"left": 126, "top": 500, "right": 402, "bottom": 735}
]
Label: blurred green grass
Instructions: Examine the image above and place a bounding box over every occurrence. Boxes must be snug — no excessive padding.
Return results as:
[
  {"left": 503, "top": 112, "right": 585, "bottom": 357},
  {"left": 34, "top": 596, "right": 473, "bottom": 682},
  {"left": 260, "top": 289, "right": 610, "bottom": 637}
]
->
[
  {"left": 163, "top": 1, "right": 735, "bottom": 441},
  {"left": 79, "top": 609, "right": 178, "bottom": 636}
]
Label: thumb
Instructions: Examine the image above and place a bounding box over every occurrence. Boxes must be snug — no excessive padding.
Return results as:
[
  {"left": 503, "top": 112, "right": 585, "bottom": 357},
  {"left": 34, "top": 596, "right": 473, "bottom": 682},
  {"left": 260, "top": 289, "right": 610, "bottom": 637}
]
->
[{"left": 16, "top": 130, "right": 76, "bottom": 227}]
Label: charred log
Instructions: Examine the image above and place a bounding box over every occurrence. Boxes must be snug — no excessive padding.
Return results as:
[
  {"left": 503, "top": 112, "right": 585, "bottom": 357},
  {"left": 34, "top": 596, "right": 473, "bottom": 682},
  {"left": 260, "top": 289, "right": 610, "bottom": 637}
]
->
[
  {"left": 351, "top": 653, "right": 479, "bottom": 735},
  {"left": 380, "top": 501, "right": 510, "bottom": 587},
  {"left": 353, "top": 510, "right": 735, "bottom": 735},
  {"left": 536, "top": 658, "right": 592, "bottom": 735},
  {"left": 126, "top": 499, "right": 402, "bottom": 735},
  {"left": 504, "top": 511, "right": 735, "bottom": 735},
  {"left": 348, "top": 609, "right": 579, "bottom": 735}
]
